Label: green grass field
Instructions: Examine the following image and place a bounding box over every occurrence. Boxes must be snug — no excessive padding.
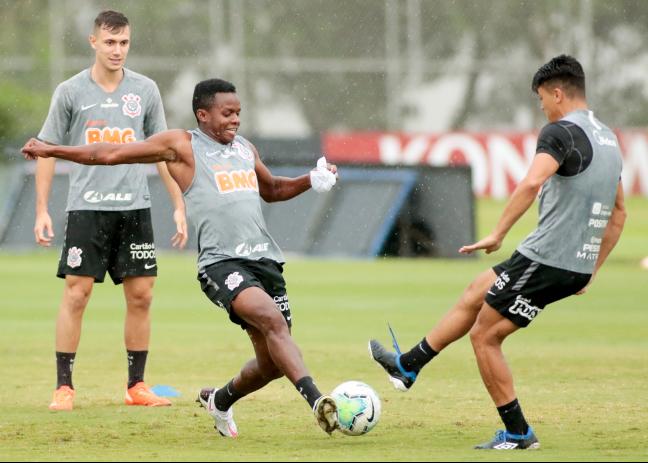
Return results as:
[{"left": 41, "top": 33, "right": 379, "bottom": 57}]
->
[{"left": 1, "top": 199, "right": 647, "bottom": 461}]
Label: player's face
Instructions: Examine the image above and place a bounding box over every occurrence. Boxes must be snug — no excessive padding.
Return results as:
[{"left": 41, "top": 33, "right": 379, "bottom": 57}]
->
[
  {"left": 89, "top": 26, "right": 131, "bottom": 72},
  {"left": 204, "top": 93, "right": 241, "bottom": 144},
  {"left": 537, "top": 85, "right": 561, "bottom": 122}
]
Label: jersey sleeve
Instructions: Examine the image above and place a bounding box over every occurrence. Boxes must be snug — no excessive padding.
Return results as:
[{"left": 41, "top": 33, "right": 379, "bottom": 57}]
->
[
  {"left": 37, "top": 83, "right": 72, "bottom": 145},
  {"left": 144, "top": 83, "right": 167, "bottom": 137},
  {"left": 535, "top": 122, "right": 570, "bottom": 165}
]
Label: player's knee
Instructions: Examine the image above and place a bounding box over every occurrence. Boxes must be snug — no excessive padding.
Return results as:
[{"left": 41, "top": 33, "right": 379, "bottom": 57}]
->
[
  {"left": 469, "top": 323, "right": 487, "bottom": 347},
  {"left": 126, "top": 290, "right": 153, "bottom": 312},
  {"left": 253, "top": 307, "right": 288, "bottom": 336},
  {"left": 63, "top": 282, "right": 92, "bottom": 312},
  {"left": 470, "top": 323, "right": 503, "bottom": 349}
]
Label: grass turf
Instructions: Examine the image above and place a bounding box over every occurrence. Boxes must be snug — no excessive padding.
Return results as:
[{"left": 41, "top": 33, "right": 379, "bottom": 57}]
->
[{"left": 0, "top": 198, "right": 646, "bottom": 461}]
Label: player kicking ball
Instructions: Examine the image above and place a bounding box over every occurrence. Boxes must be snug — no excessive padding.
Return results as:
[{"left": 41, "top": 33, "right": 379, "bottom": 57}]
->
[
  {"left": 370, "top": 55, "right": 626, "bottom": 450},
  {"left": 23, "top": 78, "right": 340, "bottom": 437}
]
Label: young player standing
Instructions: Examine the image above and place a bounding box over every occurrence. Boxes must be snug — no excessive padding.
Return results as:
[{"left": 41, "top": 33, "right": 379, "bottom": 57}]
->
[{"left": 34, "top": 10, "right": 187, "bottom": 410}]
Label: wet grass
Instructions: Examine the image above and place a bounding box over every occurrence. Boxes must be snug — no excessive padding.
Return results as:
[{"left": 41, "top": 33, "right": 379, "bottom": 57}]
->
[{"left": 0, "top": 198, "right": 646, "bottom": 461}]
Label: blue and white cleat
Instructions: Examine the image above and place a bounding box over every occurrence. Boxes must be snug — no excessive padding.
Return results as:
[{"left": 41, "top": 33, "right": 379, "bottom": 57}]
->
[
  {"left": 474, "top": 427, "right": 540, "bottom": 450},
  {"left": 368, "top": 324, "right": 418, "bottom": 391}
]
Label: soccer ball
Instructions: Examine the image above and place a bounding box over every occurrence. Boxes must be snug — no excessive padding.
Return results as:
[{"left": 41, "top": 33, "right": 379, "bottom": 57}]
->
[{"left": 331, "top": 380, "right": 381, "bottom": 436}]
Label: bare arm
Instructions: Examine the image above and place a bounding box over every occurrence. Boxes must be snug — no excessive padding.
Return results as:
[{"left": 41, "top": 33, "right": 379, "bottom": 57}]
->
[
  {"left": 22, "top": 130, "right": 186, "bottom": 165},
  {"left": 579, "top": 182, "right": 626, "bottom": 294},
  {"left": 253, "top": 145, "right": 337, "bottom": 202},
  {"left": 156, "top": 161, "right": 188, "bottom": 248},
  {"left": 460, "top": 153, "right": 559, "bottom": 254},
  {"left": 34, "top": 157, "right": 56, "bottom": 246}
]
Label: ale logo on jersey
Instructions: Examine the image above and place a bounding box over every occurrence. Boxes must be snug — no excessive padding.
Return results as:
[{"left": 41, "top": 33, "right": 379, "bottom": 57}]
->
[
  {"left": 85, "top": 127, "right": 136, "bottom": 144},
  {"left": 122, "top": 93, "right": 142, "bottom": 118},
  {"left": 83, "top": 190, "right": 133, "bottom": 204},
  {"left": 235, "top": 241, "right": 269, "bottom": 257},
  {"left": 214, "top": 169, "right": 259, "bottom": 194}
]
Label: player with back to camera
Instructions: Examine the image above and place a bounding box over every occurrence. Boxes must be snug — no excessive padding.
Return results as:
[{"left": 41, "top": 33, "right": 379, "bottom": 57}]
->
[
  {"left": 369, "top": 55, "right": 626, "bottom": 450},
  {"left": 33, "top": 10, "right": 187, "bottom": 411},
  {"left": 23, "top": 78, "right": 341, "bottom": 437}
]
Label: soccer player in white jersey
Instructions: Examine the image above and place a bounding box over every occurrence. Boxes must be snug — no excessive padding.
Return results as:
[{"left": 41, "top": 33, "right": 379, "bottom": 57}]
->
[
  {"left": 33, "top": 10, "right": 187, "bottom": 410},
  {"left": 23, "top": 78, "right": 340, "bottom": 437}
]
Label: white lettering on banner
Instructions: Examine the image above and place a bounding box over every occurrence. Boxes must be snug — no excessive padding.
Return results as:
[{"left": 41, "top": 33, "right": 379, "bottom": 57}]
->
[
  {"left": 379, "top": 135, "right": 428, "bottom": 165},
  {"left": 622, "top": 134, "right": 648, "bottom": 196},
  {"left": 376, "top": 133, "right": 541, "bottom": 198},
  {"left": 427, "top": 134, "right": 489, "bottom": 195},
  {"left": 488, "top": 135, "right": 533, "bottom": 198},
  {"left": 366, "top": 132, "right": 648, "bottom": 197}
]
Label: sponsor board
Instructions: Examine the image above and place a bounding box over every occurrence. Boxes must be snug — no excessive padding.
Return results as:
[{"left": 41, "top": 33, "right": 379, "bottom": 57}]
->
[{"left": 322, "top": 131, "right": 648, "bottom": 197}]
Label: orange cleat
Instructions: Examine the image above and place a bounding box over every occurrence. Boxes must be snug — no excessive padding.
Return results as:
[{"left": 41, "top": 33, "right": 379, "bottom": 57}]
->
[
  {"left": 49, "top": 385, "right": 75, "bottom": 411},
  {"left": 125, "top": 382, "right": 172, "bottom": 406}
]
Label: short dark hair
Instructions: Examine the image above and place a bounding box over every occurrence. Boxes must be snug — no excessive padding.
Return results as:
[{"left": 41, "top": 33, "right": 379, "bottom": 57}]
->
[
  {"left": 192, "top": 78, "right": 237, "bottom": 121},
  {"left": 532, "top": 54, "right": 585, "bottom": 97},
  {"left": 94, "top": 10, "right": 129, "bottom": 32}
]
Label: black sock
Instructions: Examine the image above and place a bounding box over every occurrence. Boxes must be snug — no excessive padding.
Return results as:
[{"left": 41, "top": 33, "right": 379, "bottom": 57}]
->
[
  {"left": 127, "top": 350, "right": 148, "bottom": 389},
  {"left": 399, "top": 337, "right": 438, "bottom": 372},
  {"left": 497, "top": 398, "right": 529, "bottom": 435},
  {"left": 214, "top": 379, "right": 245, "bottom": 411},
  {"left": 295, "top": 376, "right": 322, "bottom": 409},
  {"left": 56, "top": 352, "right": 76, "bottom": 389}
]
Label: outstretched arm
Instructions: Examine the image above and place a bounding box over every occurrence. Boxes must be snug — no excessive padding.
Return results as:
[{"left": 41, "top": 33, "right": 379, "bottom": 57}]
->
[
  {"left": 253, "top": 144, "right": 338, "bottom": 203},
  {"left": 22, "top": 130, "right": 186, "bottom": 165},
  {"left": 460, "top": 153, "right": 559, "bottom": 254}
]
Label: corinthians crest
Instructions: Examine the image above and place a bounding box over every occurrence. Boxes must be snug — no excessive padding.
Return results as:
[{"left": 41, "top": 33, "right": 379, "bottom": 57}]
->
[{"left": 121, "top": 93, "right": 142, "bottom": 118}]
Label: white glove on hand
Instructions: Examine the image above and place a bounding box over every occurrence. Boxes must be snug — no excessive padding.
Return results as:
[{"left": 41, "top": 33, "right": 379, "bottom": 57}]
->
[{"left": 310, "top": 156, "right": 337, "bottom": 193}]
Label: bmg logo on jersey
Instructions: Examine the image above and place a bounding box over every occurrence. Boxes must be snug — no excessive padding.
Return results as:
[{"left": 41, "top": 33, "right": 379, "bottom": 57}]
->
[
  {"left": 130, "top": 242, "right": 156, "bottom": 260},
  {"left": 214, "top": 169, "right": 259, "bottom": 194},
  {"left": 85, "top": 127, "right": 136, "bottom": 144}
]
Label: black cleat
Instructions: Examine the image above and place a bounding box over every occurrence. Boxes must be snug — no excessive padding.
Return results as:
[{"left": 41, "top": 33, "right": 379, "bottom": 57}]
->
[
  {"left": 368, "top": 339, "right": 418, "bottom": 391},
  {"left": 474, "top": 427, "right": 540, "bottom": 450}
]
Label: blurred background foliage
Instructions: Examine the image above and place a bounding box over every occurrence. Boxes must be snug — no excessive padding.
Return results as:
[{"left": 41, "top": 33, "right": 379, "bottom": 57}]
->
[{"left": 1, "top": 0, "right": 648, "bottom": 155}]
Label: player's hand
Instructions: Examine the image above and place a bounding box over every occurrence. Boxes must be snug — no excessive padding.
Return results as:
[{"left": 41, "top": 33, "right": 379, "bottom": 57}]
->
[
  {"left": 171, "top": 208, "right": 188, "bottom": 249},
  {"left": 34, "top": 211, "right": 54, "bottom": 247},
  {"left": 459, "top": 233, "right": 502, "bottom": 255},
  {"left": 310, "top": 156, "right": 338, "bottom": 192},
  {"left": 21, "top": 138, "right": 50, "bottom": 160}
]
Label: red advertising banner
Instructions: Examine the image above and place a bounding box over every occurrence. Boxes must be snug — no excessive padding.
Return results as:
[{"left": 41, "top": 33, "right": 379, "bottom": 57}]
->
[{"left": 323, "top": 131, "right": 648, "bottom": 197}]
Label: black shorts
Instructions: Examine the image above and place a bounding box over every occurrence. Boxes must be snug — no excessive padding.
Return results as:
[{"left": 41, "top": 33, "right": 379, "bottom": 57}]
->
[
  {"left": 198, "top": 258, "right": 291, "bottom": 330},
  {"left": 57, "top": 209, "right": 157, "bottom": 284},
  {"left": 485, "top": 251, "right": 591, "bottom": 328}
]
